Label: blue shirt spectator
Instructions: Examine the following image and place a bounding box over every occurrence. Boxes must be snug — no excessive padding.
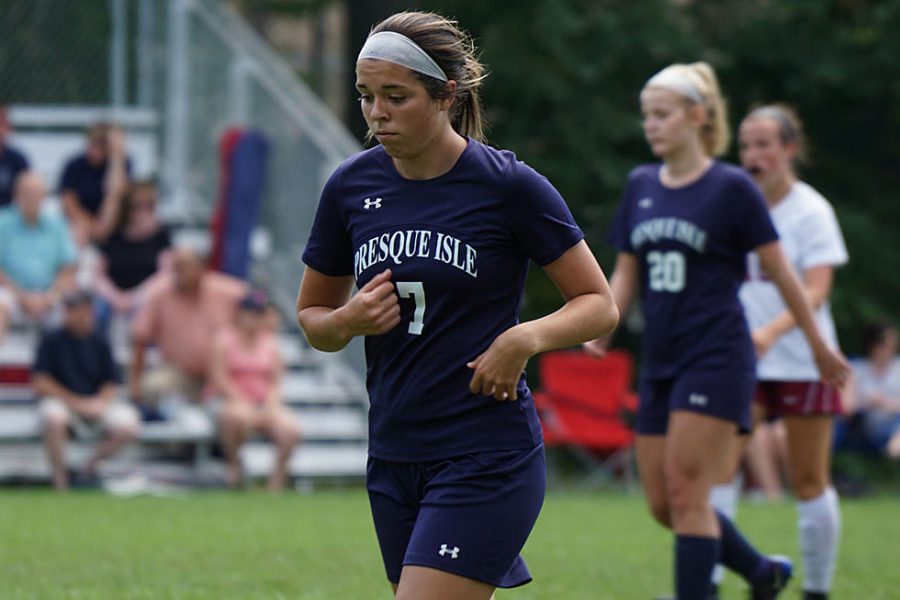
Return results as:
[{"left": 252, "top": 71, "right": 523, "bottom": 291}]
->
[
  {"left": 0, "top": 198, "right": 77, "bottom": 292},
  {"left": 0, "top": 172, "right": 77, "bottom": 341}
]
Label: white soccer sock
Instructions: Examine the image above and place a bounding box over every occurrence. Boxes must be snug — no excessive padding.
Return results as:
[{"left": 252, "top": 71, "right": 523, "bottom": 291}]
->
[
  {"left": 710, "top": 473, "right": 742, "bottom": 585},
  {"left": 797, "top": 487, "right": 841, "bottom": 593}
]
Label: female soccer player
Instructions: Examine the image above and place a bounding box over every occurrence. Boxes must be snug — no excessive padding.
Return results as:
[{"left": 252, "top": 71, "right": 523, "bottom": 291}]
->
[
  {"left": 295, "top": 11, "right": 618, "bottom": 600},
  {"left": 737, "top": 104, "right": 848, "bottom": 600},
  {"left": 584, "top": 63, "right": 848, "bottom": 600}
]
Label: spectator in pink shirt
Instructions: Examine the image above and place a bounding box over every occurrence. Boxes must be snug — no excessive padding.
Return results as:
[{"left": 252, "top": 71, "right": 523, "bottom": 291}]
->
[
  {"left": 210, "top": 290, "right": 300, "bottom": 490},
  {"left": 129, "top": 246, "right": 246, "bottom": 413}
]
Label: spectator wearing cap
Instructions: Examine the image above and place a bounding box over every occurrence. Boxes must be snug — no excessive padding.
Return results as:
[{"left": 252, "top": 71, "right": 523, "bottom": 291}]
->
[
  {"left": 58, "top": 121, "right": 131, "bottom": 246},
  {"left": 32, "top": 290, "right": 141, "bottom": 490},
  {"left": 210, "top": 290, "right": 300, "bottom": 490},
  {"left": 0, "top": 105, "right": 30, "bottom": 207},
  {"left": 130, "top": 246, "right": 247, "bottom": 415},
  {"left": 0, "top": 171, "right": 77, "bottom": 342}
]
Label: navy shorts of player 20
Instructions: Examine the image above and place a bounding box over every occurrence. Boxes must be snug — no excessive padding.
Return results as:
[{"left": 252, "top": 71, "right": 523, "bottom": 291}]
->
[
  {"left": 367, "top": 445, "right": 546, "bottom": 587},
  {"left": 637, "top": 370, "right": 756, "bottom": 434},
  {"left": 609, "top": 162, "right": 779, "bottom": 433}
]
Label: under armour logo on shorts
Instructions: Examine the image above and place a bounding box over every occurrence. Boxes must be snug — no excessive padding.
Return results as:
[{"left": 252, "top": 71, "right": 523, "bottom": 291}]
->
[
  {"left": 438, "top": 544, "right": 460, "bottom": 559},
  {"left": 688, "top": 393, "right": 708, "bottom": 406},
  {"left": 364, "top": 197, "right": 383, "bottom": 209}
]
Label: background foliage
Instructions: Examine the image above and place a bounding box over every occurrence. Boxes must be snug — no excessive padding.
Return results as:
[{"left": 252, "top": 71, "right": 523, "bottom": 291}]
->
[
  {"left": 4, "top": 0, "right": 895, "bottom": 353},
  {"left": 345, "top": 0, "right": 900, "bottom": 355}
]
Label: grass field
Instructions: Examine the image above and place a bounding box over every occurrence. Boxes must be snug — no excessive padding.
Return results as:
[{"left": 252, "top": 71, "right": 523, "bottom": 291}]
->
[{"left": 1, "top": 488, "right": 898, "bottom": 599}]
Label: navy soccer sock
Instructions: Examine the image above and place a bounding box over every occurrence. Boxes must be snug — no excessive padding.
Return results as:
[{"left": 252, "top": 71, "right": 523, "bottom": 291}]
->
[
  {"left": 676, "top": 535, "right": 719, "bottom": 600},
  {"left": 715, "top": 511, "right": 768, "bottom": 584}
]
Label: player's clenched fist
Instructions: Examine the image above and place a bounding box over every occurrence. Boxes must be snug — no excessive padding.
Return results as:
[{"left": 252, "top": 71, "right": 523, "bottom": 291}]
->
[{"left": 338, "top": 269, "right": 401, "bottom": 336}]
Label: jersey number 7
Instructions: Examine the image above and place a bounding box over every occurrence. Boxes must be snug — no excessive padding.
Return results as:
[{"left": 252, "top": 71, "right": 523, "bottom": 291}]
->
[{"left": 397, "top": 281, "right": 426, "bottom": 335}]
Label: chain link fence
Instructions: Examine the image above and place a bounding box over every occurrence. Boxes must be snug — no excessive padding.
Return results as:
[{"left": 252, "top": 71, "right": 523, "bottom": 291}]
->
[
  {"left": 1, "top": 0, "right": 364, "bottom": 369},
  {"left": 0, "top": 1, "right": 113, "bottom": 105}
]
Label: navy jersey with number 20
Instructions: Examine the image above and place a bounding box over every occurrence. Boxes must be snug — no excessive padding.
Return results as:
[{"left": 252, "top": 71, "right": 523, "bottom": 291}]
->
[
  {"left": 303, "top": 139, "right": 584, "bottom": 462},
  {"left": 609, "top": 162, "right": 778, "bottom": 379}
]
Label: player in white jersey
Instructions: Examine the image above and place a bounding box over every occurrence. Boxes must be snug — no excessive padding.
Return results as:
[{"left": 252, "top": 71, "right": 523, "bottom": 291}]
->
[{"left": 724, "top": 104, "right": 847, "bottom": 600}]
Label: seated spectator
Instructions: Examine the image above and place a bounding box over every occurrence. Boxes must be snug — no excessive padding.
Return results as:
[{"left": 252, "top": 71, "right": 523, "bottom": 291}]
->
[
  {"left": 58, "top": 121, "right": 130, "bottom": 246},
  {"left": 0, "top": 105, "right": 30, "bottom": 207},
  {"left": 32, "top": 290, "right": 141, "bottom": 490},
  {"left": 94, "top": 180, "right": 172, "bottom": 317},
  {"left": 0, "top": 171, "right": 77, "bottom": 342},
  {"left": 852, "top": 321, "right": 900, "bottom": 458},
  {"left": 210, "top": 290, "right": 300, "bottom": 490},
  {"left": 130, "top": 246, "right": 246, "bottom": 417}
]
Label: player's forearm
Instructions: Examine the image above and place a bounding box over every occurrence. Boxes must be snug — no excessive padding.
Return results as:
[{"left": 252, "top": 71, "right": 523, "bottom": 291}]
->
[
  {"left": 759, "top": 285, "right": 829, "bottom": 340},
  {"left": 297, "top": 305, "right": 353, "bottom": 352},
  {"left": 609, "top": 267, "right": 638, "bottom": 318},
  {"left": 517, "top": 292, "right": 619, "bottom": 356},
  {"left": 769, "top": 266, "right": 828, "bottom": 353}
]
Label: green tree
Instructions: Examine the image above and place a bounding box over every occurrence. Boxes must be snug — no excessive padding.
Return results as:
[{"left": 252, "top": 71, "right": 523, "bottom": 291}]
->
[
  {"left": 421, "top": 0, "right": 900, "bottom": 353},
  {"left": 0, "top": 0, "right": 110, "bottom": 104}
]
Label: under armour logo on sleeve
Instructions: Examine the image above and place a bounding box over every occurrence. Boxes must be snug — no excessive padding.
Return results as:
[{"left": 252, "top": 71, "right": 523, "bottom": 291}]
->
[
  {"left": 438, "top": 544, "right": 460, "bottom": 559},
  {"left": 364, "top": 197, "right": 383, "bottom": 209}
]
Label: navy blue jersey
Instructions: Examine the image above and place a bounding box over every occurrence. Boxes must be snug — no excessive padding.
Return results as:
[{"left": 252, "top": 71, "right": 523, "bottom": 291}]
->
[
  {"left": 303, "top": 139, "right": 584, "bottom": 461},
  {"left": 0, "top": 144, "right": 29, "bottom": 207},
  {"left": 609, "top": 162, "right": 778, "bottom": 378}
]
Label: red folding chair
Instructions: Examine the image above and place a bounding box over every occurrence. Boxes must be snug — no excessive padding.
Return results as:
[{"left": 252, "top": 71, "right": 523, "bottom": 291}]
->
[{"left": 534, "top": 350, "right": 638, "bottom": 487}]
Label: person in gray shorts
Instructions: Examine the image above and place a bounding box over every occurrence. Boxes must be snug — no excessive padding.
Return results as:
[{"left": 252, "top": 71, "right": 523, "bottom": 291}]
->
[{"left": 32, "top": 290, "right": 140, "bottom": 490}]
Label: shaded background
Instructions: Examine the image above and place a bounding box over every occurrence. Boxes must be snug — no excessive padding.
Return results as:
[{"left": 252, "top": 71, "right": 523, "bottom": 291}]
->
[
  {"left": 3, "top": 0, "right": 897, "bottom": 356},
  {"left": 244, "top": 0, "right": 900, "bottom": 356}
]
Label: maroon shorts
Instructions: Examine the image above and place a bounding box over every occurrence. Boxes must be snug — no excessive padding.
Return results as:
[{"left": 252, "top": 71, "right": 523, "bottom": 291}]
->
[{"left": 754, "top": 380, "right": 843, "bottom": 419}]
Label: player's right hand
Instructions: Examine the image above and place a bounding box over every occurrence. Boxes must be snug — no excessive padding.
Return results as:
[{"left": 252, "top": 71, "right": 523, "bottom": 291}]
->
[
  {"left": 582, "top": 337, "right": 610, "bottom": 358},
  {"left": 813, "top": 344, "right": 851, "bottom": 390},
  {"left": 339, "top": 269, "right": 401, "bottom": 336}
]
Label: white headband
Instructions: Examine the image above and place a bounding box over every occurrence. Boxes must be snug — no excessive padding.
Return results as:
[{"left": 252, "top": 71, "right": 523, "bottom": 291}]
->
[
  {"left": 358, "top": 31, "right": 448, "bottom": 82},
  {"left": 645, "top": 68, "right": 704, "bottom": 104}
]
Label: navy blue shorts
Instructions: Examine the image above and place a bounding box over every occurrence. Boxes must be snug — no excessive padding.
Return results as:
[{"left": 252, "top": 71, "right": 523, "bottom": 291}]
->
[
  {"left": 366, "top": 444, "right": 546, "bottom": 588},
  {"left": 636, "top": 370, "right": 754, "bottom": 435}
]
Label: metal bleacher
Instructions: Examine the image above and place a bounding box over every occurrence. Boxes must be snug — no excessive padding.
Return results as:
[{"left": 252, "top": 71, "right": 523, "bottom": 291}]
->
[
  {"left": 1, "top": 0, "right": 370, "bottom": 488},
  {"left": 0, "top": 325, "right": 369, "bottom": 486}
]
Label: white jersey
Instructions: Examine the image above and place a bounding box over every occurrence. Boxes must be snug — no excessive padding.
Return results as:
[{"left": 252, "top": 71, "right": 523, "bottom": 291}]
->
[{"left": 740, "top": 181, "right": 848, "bottom": 381}]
